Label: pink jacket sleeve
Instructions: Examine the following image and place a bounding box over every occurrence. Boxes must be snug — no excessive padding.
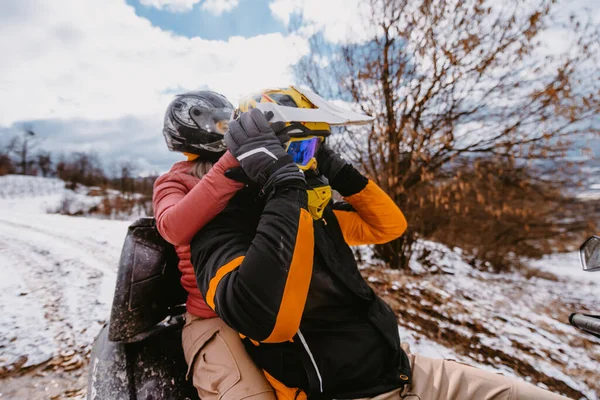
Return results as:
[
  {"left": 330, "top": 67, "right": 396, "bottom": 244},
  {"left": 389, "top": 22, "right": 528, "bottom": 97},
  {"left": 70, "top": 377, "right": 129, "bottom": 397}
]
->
[{"left": 153, "top": 151, "right": 244, "bottom": 246}]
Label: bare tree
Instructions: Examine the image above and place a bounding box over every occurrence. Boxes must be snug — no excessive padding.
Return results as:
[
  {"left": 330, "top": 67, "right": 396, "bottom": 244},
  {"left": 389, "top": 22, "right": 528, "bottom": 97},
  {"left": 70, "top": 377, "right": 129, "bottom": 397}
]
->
[
  {"left": 56, "top": 152, "right": 107, "bottom": 188},
  {"left": 36, "top": 151, "right": 53, "bottom": 177},
  {"left": 117, "top": 161, "right": 137, "bottom": 195},
  {"left": 296, "top": 0, "right": 600, "bottom": 269},
  {"left": 12, "top": 125, "right": 41, "bottom": 175}
]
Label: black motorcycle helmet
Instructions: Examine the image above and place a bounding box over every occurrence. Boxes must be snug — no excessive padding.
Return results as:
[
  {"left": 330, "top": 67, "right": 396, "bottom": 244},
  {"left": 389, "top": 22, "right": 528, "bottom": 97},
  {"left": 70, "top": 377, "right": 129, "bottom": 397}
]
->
[{"left": 162, "top": 90, "right": 234, "bottom": 161}]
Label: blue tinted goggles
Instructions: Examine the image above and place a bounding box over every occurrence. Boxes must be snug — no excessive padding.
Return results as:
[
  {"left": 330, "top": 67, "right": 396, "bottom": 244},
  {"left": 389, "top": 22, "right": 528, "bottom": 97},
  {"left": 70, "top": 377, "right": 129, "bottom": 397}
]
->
[{"left": 286, "top": 136, "right": 322, "bottom": 170}]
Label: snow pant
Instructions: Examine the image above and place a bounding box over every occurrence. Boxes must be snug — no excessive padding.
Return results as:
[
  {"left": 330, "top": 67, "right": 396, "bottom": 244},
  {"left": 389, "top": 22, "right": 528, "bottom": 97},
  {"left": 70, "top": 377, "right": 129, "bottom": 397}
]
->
[
  {"left": 182, "top": 317, "right": 569, "bottom": 400},
  {"left": 182, "top": 312, "right": 276, "bottom": 400},
  {"left": 353, "top": 345, "right": 571, "bottom": 400}
]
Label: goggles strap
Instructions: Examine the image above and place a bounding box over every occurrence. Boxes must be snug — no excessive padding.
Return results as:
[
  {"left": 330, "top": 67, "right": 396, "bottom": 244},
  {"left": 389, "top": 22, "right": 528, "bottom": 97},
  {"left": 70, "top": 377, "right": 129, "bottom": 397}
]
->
[{"left": 281, "top": 122, "right": 331, "bottom": 138}]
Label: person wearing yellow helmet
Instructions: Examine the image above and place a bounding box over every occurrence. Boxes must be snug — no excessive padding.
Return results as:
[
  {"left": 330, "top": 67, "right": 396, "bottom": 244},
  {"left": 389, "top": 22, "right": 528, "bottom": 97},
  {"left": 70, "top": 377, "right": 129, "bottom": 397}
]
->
[
  {"left": 188, "top": 87, "right": 569, "bottom": 400},
  {"left": 190, "top": 86, "right": 410, "bottom": 399}
]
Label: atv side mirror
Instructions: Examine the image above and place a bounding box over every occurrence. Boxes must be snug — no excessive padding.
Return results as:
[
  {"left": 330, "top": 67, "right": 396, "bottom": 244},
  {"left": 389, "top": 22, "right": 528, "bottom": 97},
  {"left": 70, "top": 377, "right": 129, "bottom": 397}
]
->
[{"left": 580, "top": 236, "right": 600, "bottom": 272}]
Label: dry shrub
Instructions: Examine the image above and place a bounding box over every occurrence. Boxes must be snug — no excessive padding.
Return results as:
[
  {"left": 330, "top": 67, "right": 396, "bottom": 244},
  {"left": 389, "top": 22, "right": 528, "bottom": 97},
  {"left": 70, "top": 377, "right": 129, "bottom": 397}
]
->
[
  {"left": 95, "top": 194, "right": 153, "bottom": 219},
  {"left": 87, "top": 188, "right": 104, "bottom": 197},
  {"left": 296, "top": 0, "right": 600, "bottom": 269},
  {"left": 411, "top": 156, "right": 594, "bottom": 270},
  {"left": 0, "top": 154, "right": 15, "bottom": 176}
]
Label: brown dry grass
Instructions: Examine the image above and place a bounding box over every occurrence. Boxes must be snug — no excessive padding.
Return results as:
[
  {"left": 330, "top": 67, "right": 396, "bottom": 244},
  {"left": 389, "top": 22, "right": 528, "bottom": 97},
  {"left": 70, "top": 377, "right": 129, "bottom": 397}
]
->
[{"left": 362, "top": 266, "right": 596, "bottom": 399}]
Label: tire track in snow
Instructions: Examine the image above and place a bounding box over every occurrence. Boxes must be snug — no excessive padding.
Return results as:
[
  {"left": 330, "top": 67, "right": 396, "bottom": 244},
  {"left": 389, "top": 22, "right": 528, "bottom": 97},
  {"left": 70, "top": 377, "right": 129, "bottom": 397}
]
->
[
  {"left": 0, "top": 232, "right": 86, "bottom": 365},
  {"left": 0, "top": 214, "right": 130, "bottom": 371},
  {"left": 0, "top": 219, "right": 118, "bottom": 277}
]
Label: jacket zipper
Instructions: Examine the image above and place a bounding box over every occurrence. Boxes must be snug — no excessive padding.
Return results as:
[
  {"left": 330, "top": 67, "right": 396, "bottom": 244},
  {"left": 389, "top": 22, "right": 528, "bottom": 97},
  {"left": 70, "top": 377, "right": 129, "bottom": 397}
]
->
[{"left": 297, "top": 329, "right": 323, "bottom": 393}]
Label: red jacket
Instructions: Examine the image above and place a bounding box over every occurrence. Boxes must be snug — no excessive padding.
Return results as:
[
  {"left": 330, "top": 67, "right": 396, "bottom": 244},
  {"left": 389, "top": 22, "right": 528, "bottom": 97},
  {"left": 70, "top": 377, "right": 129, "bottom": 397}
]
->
[{"left": 153, "top": 151, "right": 244, "bottom": 318}]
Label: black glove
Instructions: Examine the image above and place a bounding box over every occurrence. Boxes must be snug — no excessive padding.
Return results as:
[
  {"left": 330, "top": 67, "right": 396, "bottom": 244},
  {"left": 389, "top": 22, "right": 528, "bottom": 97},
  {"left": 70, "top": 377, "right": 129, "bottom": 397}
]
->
[
  {"left": 225, "top": 112, "right": 290, "bottom": 185},
  {"left": 263, "top": 111, "right": 289, "bottom": 145},
  {"left": 316, "top": 142, "right": 347, "bottom": 181},
  {"left": 317, "top": 142, "right": 368, "bottom": 196},
  {"left": 225, "top": 109, "right": 304, "bottom": 192}
]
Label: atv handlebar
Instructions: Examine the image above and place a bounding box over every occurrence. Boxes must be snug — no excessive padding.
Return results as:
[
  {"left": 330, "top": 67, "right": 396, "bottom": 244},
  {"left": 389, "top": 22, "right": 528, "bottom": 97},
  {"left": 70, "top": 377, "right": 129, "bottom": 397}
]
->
[{"left": 569, "top": 313, "right": 600, "bottom": 337}]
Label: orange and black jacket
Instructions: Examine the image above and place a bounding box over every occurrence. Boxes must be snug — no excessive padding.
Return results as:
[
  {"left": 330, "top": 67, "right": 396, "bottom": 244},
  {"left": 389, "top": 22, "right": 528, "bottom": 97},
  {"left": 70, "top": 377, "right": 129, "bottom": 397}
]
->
[{"left": 190, "top": 165, "right": 411, "bottom": 399}]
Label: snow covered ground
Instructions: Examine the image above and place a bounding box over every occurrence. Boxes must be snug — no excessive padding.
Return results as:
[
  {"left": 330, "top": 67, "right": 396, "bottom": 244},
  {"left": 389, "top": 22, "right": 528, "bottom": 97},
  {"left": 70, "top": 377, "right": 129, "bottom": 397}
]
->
[
  {"left": 0, "top": 175, "right": 598, "bottom": 399},
  {"left": 0, "top": 176, "right": 131, "bottom": 399},
  {"left": 364, "top": 242, "right": 600, "bottom": 400}
]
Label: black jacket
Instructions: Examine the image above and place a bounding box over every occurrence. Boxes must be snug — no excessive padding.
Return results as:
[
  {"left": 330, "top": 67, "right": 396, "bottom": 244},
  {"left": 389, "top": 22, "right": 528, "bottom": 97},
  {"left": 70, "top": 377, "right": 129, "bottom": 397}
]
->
[{"left": 190, "top": 166, "right": 411, "bottom": 399}]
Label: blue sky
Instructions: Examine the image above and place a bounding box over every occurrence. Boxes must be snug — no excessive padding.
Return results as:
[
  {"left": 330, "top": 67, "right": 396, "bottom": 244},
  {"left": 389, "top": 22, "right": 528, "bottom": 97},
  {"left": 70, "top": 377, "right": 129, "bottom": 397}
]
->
[
  {"left": 0, "top": 0, "right": 373, "bottom": 173},
  {"left": 127, "top": 0, "right": 286, "bottom": 40}
]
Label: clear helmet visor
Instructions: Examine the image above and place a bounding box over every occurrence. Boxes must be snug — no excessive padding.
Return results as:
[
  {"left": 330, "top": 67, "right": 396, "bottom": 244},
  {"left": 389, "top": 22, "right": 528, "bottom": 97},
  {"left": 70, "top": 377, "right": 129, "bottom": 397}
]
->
[{"left": 189, "top": 105, "right": 233, "bottom": 135}]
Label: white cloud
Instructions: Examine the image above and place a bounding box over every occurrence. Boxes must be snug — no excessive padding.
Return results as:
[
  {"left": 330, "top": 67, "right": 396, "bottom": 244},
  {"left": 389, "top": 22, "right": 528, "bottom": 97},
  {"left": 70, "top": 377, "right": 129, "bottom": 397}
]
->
[
  {"left": 139, "top": 0, "right": 202, "bottom": 13},
  {"left": 269, "top": 0, "right": 373, "bottom": 43},
  {"left": 139, "top": 0, "right": 239, "bottom": 14},
  {"left": 0, "top": 115, "right": 180, "bottom": 174},
  {"left": 201, "top": 0, "right": 239, "bottom": 15},
  {"left": 269, "top": 0, "right": 297, "bottom": 25},
  {"left": 0, "top": 0, "right": 309, "bottom": 127}
]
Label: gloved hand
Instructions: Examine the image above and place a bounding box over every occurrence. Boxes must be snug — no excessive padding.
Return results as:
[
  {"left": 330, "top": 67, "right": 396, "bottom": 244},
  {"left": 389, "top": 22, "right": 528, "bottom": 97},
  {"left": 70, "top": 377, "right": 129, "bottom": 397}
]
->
[
  {"left": 316, "top": 142, "right": 348, "bottom": 181},
  {"left": 263, "top": 111, "right": 289, "bottom": 145},
  {"left": 225, "top": 109, "right": 304, "bottom": 191},
  {"left": 225, "top": 111, "right": 290, "bottom": 185}
]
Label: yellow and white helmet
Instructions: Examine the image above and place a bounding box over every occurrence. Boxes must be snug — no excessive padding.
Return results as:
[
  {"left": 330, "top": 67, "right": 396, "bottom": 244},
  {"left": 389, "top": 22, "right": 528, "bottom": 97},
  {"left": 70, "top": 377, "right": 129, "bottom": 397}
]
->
[
  {"left": 237, "top": 86, "right": 374, "bottom": 219},
  {"left": 236, "top": 86, "right": 374, "bottom": 138}
]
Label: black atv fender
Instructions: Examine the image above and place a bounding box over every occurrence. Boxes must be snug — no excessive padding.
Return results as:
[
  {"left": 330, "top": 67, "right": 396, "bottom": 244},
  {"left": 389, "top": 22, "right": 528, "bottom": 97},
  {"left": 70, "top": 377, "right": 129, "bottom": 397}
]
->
[{"left": 87, "top": 325, "right": 129, "bottom": 399}]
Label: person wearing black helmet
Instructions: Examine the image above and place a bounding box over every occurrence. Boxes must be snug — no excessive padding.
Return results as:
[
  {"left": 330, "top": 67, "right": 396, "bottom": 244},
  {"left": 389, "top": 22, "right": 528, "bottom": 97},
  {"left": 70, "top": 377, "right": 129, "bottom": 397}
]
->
[
  {"left": 153, "top": 90, "right": 276, "bottom": 400},
  {"left": 162, "top": 90, "right": 231, "bottom": 160}
]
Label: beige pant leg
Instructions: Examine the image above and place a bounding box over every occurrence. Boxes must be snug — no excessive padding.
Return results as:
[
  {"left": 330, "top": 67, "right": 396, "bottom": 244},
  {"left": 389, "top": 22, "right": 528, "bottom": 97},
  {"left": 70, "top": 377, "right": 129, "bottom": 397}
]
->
[
  {"left": 511, "top": 378, "right": 573, "bottom": 400},
  {"left": 400, "top": 354, "right": 572, "bottom": 400},
  {"left": 181, "top": 313, "right": 276, "bottom": 400}
]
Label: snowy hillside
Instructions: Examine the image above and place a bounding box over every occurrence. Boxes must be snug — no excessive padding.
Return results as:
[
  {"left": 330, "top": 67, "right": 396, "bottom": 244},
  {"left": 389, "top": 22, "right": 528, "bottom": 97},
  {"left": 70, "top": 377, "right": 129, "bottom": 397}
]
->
[
  {"left": 0, "top": 176, "right": 598, "bottom": 399},
  {"left": 364, "top": 242, "right": 600, "bottom": 400},
  {"left": 0, "top": 175, "right": 102, "bottom": 215}
]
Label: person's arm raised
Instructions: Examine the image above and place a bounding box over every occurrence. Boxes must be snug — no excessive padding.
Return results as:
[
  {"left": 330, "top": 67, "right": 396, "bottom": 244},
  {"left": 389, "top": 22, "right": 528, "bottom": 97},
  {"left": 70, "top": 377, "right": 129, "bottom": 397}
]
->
[{"left": 317, "top": 143, "right": 407, "bottom": 246}]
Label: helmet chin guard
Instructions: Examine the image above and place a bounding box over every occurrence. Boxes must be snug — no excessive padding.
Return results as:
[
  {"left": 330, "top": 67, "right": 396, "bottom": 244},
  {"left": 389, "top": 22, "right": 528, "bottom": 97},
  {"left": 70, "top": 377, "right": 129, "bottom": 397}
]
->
[
  {"left": 305, "top": 173, "right": 332, "bottom": 220},
  {"left": 307, "top": 185, "right": 332, "bottom": 220}
]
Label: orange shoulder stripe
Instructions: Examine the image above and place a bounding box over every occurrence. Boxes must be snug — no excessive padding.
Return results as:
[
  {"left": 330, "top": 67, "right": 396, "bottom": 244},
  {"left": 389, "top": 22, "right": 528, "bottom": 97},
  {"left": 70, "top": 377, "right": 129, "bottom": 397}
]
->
[
  {"left": 263, "top": 208, "right": 314, "bottom": 343},
  {"left": 205, "top": 255, "right": 245, "bottom": 311}
]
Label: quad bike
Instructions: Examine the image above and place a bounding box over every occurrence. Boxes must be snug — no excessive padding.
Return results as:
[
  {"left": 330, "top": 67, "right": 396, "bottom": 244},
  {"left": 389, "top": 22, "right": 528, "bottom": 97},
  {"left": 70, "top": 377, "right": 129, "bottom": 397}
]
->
[
  {"left": 86, "top": 219, "right": 600, "bottom": 399},
  {"left": 86, "top": 218, "right": 198, "bottom": 399}
]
